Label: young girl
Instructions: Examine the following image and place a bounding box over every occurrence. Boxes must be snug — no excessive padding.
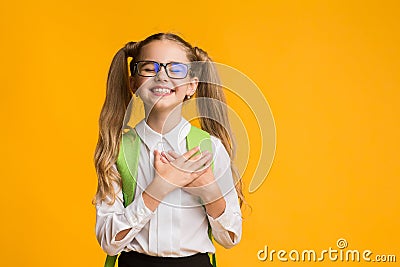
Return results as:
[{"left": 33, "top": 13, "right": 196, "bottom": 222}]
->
[{"left": 94, "top": 33, "right": 243, "bottom": 267}]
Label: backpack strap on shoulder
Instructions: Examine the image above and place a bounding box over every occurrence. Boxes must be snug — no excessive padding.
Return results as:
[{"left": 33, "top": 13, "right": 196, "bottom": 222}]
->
[
  {"left": 187, "top": 125, "right": 217, "bottom": 267},
  {"left": 104, "top": 128, "right": 141, "bottom": 267},
  {"left": 116, "top": 128, "right": 141, "bottom": 206},
  {"left": 186, "top": 125, "right": 214, "bottom": 171}
]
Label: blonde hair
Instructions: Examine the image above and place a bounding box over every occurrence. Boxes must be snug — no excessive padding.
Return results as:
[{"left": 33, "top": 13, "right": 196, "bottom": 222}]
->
[{"left": 94, "top": 33, "right": 245, "bottom": 206}]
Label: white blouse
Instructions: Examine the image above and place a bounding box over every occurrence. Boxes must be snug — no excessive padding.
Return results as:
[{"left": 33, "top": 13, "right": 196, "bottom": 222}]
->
[{"left": 95, "top": 117, "right": 242, "bottom": 257}]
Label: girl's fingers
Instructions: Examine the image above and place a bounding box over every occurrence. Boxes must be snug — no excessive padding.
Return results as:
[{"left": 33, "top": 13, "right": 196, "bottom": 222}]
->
[
  {"left": 187, "top": 151, "right": 212, "bottom": 171},
  {"left": 162, "top": 148, "right": 211, "bottom": 173},
  {"left": 189, "top": 154, "right": 202, "bottom": 162},
  {"left": 165, "top": 153, "right": 175, "bottom": 162},
  {"left": 172, "top": 146, "right": 202, "bottom": 166},
  {"left": 153, "top": 150, "right": 163, "bottom": 167},
  {"left": 167, "top": 149, "right": 202, "bottom": 162},
  {"left": 155, "top": 150, "right": 172, "bottom": 165},
  {"left": 191, "top": 165, "right": 209, "bottom": 178},
  {"left": 161, "top": 151, "right": 169, "bottom": 159},
  {"left": 167, "top": 150, "right": 180, "bottom": 159},
  {"left": 160, "top": 155, "right": 169, "bottom": 164},
  {"left": 181, "top": 146, "right": 200, "bottom": 162},
  {"left": 154, "top": 150, "right": 161, "bottom": 161}
]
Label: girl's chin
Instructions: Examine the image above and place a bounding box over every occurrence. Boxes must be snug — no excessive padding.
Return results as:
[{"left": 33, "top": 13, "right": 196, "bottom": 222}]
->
[{"left": 150, "top": 99, "right": 183, "bottom": 110}]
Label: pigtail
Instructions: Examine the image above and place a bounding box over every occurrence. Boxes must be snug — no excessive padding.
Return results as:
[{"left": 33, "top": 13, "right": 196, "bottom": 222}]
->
[
  {"left": 194, "top": 47, "right": 233, "bottom": 154},
  {"left": 193, "top": 47, "right": 245, "bottom": 207},
  {"left": 94, "top": 42, "right": 139, "bottom": 205}
]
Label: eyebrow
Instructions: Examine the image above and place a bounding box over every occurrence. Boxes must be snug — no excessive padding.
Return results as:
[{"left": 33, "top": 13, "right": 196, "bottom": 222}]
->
[{"left": 139, "top": 59, "right": 189, "bottom": 63}]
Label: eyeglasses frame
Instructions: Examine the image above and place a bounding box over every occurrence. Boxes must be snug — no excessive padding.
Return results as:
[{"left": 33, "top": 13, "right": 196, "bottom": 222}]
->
[{"left": 132, "top": 60, "right": 191, "bottom": 79}]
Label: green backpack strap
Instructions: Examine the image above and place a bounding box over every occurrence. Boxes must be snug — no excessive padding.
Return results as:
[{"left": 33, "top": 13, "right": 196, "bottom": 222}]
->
[
  {"left": 187, "top": 126, "right": 217, "bottom": 267},
  {"left": 104, "top": 255, "right": 117, "bottom": 267},
  {"left": 117, "top": 128, "right": 141, "bottom": 206},
  {"left": 104, "top": 125, "right": 216, "bottom": 267},
  {"left": 186, "top": 125, "right": 214, "bottom": 181},
  {"left": 104, "top": 128, "right": 141, "bottom": 267}
]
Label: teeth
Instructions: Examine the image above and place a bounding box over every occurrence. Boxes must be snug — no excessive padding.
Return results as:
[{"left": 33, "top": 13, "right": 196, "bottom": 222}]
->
[{"left": 153, "top": 88, "right": 171, "bottom": 94}]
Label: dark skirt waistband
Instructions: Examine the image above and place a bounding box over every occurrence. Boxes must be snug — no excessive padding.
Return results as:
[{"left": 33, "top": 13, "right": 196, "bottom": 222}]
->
[{"left": 118, "top": 250, "right": 213, "bottom": 267}]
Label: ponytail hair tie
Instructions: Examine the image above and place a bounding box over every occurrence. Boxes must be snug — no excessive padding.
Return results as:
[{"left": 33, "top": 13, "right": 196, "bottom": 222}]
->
[
  {"left": 193, "top": 46, "right": 211, "bottom": 62},
  {"left": 124, "top": 41, "right": 138, "bottom": 58}
]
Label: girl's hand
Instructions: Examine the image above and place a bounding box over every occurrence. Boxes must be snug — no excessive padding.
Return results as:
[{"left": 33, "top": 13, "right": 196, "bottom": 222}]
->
[
  {"left": 151, "top": 146, "right": 211, "bottom": 193},
  {"left": 143, "top": 147, "right": 212, "bottom": 211},
  {"left": 164, "top": 150, "right": 223, "bottom": 204}
]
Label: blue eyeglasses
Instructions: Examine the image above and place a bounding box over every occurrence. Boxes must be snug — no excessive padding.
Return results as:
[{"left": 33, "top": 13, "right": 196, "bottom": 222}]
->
[{"left": 133, "top": 61, "right": 190, "bottom": 79}]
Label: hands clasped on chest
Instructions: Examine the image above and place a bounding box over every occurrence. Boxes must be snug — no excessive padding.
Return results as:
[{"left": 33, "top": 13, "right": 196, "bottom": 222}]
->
[{"left": 143, "top": 146, "right": 224, "bottom": 212}]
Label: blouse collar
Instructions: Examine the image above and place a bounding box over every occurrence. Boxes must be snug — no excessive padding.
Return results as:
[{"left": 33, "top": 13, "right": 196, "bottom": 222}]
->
[{"left": 134, "top": 117, "right": 191, "bottom": 153}]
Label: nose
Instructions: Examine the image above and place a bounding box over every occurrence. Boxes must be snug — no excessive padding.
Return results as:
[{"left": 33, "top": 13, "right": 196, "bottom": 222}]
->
[{"left": 155, "top": 65, "right": 169, "bottom": 81}]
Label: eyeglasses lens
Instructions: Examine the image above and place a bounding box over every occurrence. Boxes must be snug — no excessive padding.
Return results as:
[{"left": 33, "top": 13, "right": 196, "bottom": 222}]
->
[{"left": 137, "top": 62, "right": 188, "bottom": 79}]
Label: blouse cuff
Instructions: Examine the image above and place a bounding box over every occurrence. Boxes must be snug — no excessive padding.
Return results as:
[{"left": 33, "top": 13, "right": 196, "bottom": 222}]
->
[
  {"left": 206, "top": 206, "right": 241, "bottom": 247},
  {"left": 124, "top": 193, "right": 155, "bottom": 229},
  {"left": 207, "top": 206, "right": 234, "bottom": 232},
  {"left": 109, "top": 194, "right": 155, "bottom": 247}
]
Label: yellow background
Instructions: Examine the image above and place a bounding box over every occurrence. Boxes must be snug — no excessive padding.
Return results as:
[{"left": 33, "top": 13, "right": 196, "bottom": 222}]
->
[{"left": 1, "top": 0, "right": 399, "bottom": 266}]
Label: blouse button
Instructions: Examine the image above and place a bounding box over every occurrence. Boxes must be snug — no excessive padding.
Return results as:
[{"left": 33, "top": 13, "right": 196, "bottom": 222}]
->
[
  {"left": 138, "top": 208, "right": 145, "bottom": 216},
  {"left": 156, "top": 141, "right": 166, "bottom": 152}
]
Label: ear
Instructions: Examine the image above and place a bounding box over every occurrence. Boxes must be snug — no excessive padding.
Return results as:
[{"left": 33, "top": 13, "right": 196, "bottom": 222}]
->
[
  {"left": 129, "top": 76, "right": 137, "bottom": 95},
  {"left": 186, "top": 76, "right": 199, "bottom": 97}
]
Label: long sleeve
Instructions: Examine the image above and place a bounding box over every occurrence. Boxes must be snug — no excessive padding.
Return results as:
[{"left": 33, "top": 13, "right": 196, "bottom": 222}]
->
[
  {"left": 207, "top": 137, "right": 243, "bottom": 248},
  {"left": 95, "top": 119, "right": 243, "bottom": 257},
  {"left": 95, "top": 181, "right": 155, "bottom": 256}
]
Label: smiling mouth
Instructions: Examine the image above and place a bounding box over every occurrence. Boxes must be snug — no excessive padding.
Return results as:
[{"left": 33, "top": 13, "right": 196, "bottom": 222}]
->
[{"left": 151, "top": 87, "right": 175, "bottom": 95}]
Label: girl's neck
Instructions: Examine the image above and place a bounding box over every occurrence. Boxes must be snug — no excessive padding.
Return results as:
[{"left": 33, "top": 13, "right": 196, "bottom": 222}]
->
[{"left": 145, "top": 107, "right": 182, "bottom": 134}]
